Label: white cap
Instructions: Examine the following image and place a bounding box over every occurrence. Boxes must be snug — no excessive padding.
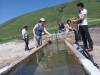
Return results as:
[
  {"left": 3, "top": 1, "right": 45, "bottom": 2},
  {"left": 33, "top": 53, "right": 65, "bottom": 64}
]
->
[{"left": 40, "top": 18, "right": 46, "bottom": 22}]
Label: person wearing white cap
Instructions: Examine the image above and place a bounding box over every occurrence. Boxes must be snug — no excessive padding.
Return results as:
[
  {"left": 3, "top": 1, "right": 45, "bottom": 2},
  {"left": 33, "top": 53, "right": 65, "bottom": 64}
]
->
[{"left": 33, "top": 18, "right": 51, "bottom": 49}]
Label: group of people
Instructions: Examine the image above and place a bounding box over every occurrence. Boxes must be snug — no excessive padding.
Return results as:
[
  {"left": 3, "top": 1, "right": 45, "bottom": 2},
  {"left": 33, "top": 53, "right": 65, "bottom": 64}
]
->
[
  {"left": 57, "top": 19, "right": 80, "bottom": 44},
  {"left": 22, "top": 2, "right": 93, "bottom": 52},
  {"left": 22, "top": 18, "right": 52, "bottom": 51}
]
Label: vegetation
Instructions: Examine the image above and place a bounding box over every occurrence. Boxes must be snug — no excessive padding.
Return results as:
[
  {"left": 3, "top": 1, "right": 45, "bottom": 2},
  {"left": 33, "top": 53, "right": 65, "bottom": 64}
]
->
[{"left": 0, "top": 0, "right": 100, "bottom": 42}]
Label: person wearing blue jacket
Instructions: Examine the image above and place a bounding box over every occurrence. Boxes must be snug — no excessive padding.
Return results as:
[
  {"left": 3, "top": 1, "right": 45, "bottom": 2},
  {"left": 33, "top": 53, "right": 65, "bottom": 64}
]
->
[{"left": 57, "top": 20, "right": 65, "bottom": 33}]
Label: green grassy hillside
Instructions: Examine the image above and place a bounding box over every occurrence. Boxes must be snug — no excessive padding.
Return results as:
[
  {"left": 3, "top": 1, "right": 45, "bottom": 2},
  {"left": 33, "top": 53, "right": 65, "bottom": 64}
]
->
[{"left": 0, "top": 0, "right": 100, "bottom": 42}]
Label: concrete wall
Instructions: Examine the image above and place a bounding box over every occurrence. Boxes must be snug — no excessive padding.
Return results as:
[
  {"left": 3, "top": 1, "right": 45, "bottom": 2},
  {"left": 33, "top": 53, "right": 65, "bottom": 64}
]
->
[
  {"left": 64, "top": 40, "right": 100, "bottom": 75},
  {"left": 43, "top": 31, "right": 100, "bottom": 75},
  {"left": 0, "top": 43, "right": 48, "bottom": 75},
  {"left": 42, "top": 32, "right": 75, "bottom": 45}
]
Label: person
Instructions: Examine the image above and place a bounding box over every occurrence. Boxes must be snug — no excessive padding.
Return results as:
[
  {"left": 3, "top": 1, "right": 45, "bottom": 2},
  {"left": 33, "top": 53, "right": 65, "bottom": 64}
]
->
[
  {"left": 33, "top": 18, "right": 51, "bottom": 49},
  {"left": 65, "top": 19, "right": 75, "bottom": 32},
  {"left": 72, "top": 17, "right": 82, "bottom": 42},
  {"left": 72, "top": 2, "right": 93, "bottom": 52},
  {"left": 65, "top": 19, "right": 79, "bottom": 43},
  {"left": 22, "top": 26, "right": 29, "bottom": 51},
  {"left": 57, "top": 20, "right": 65, "bottom": 33}
]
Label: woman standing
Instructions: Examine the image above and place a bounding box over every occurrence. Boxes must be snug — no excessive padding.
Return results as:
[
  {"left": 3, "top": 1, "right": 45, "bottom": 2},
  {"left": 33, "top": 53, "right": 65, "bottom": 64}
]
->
[{"left": 33, "top": 18, "right": 51, "bottom": 49}]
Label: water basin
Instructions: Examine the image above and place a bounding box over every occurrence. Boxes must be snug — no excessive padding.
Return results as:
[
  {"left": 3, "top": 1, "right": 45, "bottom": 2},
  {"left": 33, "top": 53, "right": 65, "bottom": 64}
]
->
[{"left": 7, "top": 41, "right": 87, "bottom": 75}]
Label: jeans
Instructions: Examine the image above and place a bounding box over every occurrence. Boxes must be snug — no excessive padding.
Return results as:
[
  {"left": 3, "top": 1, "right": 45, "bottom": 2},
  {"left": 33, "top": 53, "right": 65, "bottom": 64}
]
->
[
  {"left": 79, "top": 25, "right": 93, "bottom": 48},
  {"left": 24, "top": 38, "right": 29, "bottom": 50}
]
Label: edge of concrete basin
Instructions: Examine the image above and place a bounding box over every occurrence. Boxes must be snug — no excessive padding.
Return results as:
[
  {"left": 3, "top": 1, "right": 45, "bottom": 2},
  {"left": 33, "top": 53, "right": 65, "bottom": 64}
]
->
[
  {"left": 64, "top": 40, "right": 100, "bottom": 75},
  {"left": 0, "top": 42, "right": 48, "bottom": 75}
]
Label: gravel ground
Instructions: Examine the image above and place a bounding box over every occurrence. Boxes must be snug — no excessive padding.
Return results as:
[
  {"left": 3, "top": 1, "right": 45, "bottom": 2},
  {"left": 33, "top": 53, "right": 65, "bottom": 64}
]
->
[
  {"left": 0, "top": 27, "right": 100, "bottom": 70},
  {"left": 88, "top": 27, "right": 100, "bottom": 68},
  {"left": 0, "top": 40, "right": 34, "bottom": 69}
]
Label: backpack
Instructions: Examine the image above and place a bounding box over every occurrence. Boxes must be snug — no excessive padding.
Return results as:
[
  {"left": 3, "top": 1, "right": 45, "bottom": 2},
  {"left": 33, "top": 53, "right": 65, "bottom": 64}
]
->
[{"left": 73, "top": 44, "right": 99, "bottom": 68}]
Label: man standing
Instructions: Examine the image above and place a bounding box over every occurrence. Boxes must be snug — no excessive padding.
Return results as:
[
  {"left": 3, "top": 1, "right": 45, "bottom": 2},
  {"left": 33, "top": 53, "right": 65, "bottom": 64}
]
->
[
  {"left": 22, "top": 26, "right": 29, "bottom": 51},
  {"left": 73, "top": 2, "right": 93, "bottom": 52}
]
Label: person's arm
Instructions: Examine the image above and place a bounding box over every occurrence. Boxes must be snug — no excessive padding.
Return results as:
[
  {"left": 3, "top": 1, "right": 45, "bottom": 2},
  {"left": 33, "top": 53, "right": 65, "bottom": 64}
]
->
[
  {"left": 72, "top": 14, "right": 85, "bottom": 22},
  {"left": 22, "top": 30, "right": 25, "bottom": 39},
  {"left": 44, "top": 27, "right": 51, "bottom": 35},
  {"left": 74, "top": 9, "right": 87, "bottom": 22},
  {"left": 67, "top": 24, "right": 76, "bottom": 31},
  {"left": 33, "top": 24, "right": 38, "bottom": 37},
  {"left": 78, "top": 14, "right": 86, "bottom": 21},
  {"left": 22, "top": 34, "right": 25, "bottom": 39},
  {"left": 66, "top": 24, "right": 72, "bottom": 30},
  {"left": 62, "top": 24, "right": 65, "bottom": 30}
]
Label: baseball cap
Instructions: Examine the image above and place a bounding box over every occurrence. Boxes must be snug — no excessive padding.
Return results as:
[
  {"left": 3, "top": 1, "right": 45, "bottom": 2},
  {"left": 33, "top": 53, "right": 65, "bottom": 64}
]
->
[{"left": 40, "top": 18, "right": 46, "bottom": 22}]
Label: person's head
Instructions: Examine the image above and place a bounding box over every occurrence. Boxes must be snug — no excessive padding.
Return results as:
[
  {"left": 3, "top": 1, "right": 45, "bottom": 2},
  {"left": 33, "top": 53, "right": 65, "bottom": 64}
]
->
[
  {"left": 77, "top": 2, "right": 84, "bottom": 11},
  {"left": 24, "top": 26, "right": 28, "bottom": 30},
  {"left": 39, "top": 18, "right": 46, "bottom": 25},
  {"left": 57, "top": 20, "right": 62, "bottom": 24},
  {"left": 67, "top": 19, "right": 71, "bottom": 24}
]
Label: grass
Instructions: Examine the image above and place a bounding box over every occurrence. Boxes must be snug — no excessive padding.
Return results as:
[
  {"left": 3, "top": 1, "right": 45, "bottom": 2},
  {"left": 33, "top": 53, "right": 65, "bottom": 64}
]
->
[{"left": 0, "top": 0, "right": 100, "bottom": 43}]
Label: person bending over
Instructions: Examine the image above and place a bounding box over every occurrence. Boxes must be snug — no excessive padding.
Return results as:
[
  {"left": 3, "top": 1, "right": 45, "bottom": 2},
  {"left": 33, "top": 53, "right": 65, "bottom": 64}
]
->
[{"left": 33, "top": 18, "right": 52, "bottom": 49}]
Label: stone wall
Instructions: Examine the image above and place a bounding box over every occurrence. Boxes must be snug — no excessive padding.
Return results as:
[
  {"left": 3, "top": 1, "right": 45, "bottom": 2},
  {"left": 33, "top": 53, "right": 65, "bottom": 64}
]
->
[{"left": 42, "top": 32, "right": 75, "bottom": 45}]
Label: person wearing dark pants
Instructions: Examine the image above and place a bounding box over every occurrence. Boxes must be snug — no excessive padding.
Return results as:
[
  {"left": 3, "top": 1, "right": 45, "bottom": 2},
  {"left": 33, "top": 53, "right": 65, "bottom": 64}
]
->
[
  {"left": 24, "top": 37, "right": 29, "bottom": 50},
  {"left": 79, "top": 25, "right": 93, "bottom": 49},
  {"left": 22, "top": 26, "right": 29, "bottom": 51},
  {"left": 73, "top": 2, "right": 93, "bottom": 52}
]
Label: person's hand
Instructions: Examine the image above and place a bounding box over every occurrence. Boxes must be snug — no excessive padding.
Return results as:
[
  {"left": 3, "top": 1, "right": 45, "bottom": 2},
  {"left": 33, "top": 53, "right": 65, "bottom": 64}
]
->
[
  {"left": 28, "top": 37, "right": 30, "bottom": 39},
  {"left": 22, "top": 37, "right": 25, "bottom": 40},
  {"left": 72, "top": 17, "right": 78, "bottom": 22},
  {"left": 49, "top": 34, "right": 53, "bottom": 37},
  {"left": 34, "top": 34, "right": 37, "bottom": 37},
  {"left": 62, "top": 29, "right": 64, "bottom": 31},
  {"left": 72, "top": 17, "right": 75, "bottom": 20},
  {"left": 72, "top": 19, "right": 75, "bottom": 22},
  {"left": 23, "top": 37, "right": 25, "bottom": 39},
  {"left": 49, "top": 33, "right": 52, "bottom": 35},
  {"left": 72, "top": 28, "right": 76, "bottom": 31}
]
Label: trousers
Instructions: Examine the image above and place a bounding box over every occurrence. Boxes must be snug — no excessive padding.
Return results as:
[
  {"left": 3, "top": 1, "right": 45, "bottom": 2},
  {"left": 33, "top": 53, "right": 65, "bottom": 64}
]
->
[{"left": 79, "top": 25, "right": 93, "bottom": 48}]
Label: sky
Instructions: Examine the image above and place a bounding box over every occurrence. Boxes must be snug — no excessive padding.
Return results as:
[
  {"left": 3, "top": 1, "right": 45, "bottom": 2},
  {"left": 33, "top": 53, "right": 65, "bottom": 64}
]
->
[{"left": 0, "top": 0, "right": 72, "bottom": 24}]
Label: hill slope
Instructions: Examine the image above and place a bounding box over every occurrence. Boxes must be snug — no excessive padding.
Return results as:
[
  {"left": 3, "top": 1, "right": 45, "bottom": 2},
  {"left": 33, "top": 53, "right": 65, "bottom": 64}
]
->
[{"left": 0, "top": 0, "right": 100, "bottom": 42}]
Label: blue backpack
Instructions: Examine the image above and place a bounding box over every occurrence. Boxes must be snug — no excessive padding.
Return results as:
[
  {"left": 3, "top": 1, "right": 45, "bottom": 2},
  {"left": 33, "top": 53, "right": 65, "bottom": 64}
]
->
[{"left": 73, "top": 44, "right": 83, "bottom": 53}]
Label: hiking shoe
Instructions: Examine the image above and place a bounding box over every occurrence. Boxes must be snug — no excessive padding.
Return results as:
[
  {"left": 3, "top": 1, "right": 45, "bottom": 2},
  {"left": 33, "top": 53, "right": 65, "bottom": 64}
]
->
[
  {"left": 86, "top": 48, "right": 93, "bottom": 52},
  {"left": 25, "top": 49, "right": 30, "bottom": 51}
]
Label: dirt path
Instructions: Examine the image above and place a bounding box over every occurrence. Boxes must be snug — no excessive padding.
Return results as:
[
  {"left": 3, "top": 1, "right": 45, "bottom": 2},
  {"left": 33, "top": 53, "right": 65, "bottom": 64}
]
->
[
  {"left": 88, "top": 27, "right": 100, "bottom": 68},
  {"left": 0, "top": 40, "right": 34, "bottom": 69},
  {"left": 0, "top": 27, "right": 100, "bottom": 70}
]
